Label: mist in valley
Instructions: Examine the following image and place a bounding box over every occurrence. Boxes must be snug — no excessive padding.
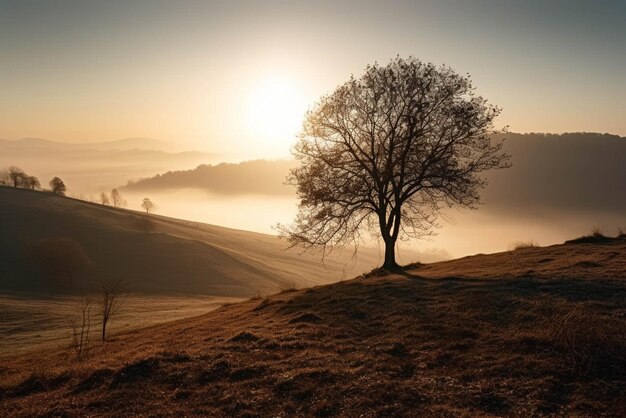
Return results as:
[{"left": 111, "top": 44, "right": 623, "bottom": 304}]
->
[{"left": 3, "top": 132, "right": 624, "bottom": 260}]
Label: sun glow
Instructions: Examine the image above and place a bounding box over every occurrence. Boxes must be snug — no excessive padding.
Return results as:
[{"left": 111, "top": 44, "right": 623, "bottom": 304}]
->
[{"left": 244, "top": 76, "right": 309, "bottom": 152}]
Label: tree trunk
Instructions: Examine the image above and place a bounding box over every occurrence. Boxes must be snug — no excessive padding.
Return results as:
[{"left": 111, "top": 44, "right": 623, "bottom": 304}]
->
[
  {"left": 102, "top": 321, "right": 107, "bottom": 342},
  {"left": 383, "top": 238, "right": 399, "bottom": 270}
]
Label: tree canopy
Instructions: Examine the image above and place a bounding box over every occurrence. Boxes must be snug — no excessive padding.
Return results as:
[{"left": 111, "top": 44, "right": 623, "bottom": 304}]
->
[
  {"left": 50, "top": 177, "right": 67, "bottom": 196},
  {"left": 281, "top": 57, "right": 510, "bottom": 269}
]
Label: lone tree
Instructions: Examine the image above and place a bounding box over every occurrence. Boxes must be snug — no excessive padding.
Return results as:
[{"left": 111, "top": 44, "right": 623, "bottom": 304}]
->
[
  {"left": 49, "top": 176, "right": 67, "bottom": 195},
  {"left": 110, "top": 188, "right": 126, "bottom": 208},
  {"left": 98, "top": 277, "right": 126, "bottom": 341},
  {"left": 141, "top": 197, "right": 154, "bottom": 213},
  {"left": 281, "top": 57, "right": 510, "bottom": 270}
]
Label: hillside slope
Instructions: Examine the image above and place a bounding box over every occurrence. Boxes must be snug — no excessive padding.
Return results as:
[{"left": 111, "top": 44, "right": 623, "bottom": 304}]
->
[
  {"left": 0, "top": 187, "right": 388, "bottom": 296},
  {"left": 1, "top": 238, "right": 624, "bottom": 416}
]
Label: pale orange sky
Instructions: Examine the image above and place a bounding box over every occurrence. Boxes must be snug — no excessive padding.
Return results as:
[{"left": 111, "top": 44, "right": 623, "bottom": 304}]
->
[{"left": 1, "top": 1, "right": 624, "bottom": 158}]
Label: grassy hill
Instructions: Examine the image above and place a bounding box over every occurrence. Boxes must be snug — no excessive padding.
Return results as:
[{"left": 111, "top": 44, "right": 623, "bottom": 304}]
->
[
  {"left": 1, "top": 237, "right": 624, "bottom": 416},
  {"left": 0, "top": 186, "right": 387, "bottom": 297}
]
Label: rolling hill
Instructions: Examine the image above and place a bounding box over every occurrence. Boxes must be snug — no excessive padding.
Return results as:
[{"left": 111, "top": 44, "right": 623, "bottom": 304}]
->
[
  {"left": 0, "top": 186, "right": 431, "bottom": 297},
  {"left": 1, "top": 236, "right": 624, "bottom": 416},
  {"left": 122, "top": 159, "right": 297, "bottom": 195}
]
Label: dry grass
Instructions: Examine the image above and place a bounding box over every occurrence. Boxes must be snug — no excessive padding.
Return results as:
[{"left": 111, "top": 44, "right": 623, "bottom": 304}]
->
[
  {"left": 547, "top": 304, "right": 626, "bottom": 378},
  {"left": 510, "top": 240, "right": 538, "bottom": 250},
  {"left": 1, "top": 239, "right": 625, "bottom": 417}
]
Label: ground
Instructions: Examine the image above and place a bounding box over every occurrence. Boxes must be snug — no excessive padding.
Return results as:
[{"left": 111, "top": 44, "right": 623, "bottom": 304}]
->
[{"left": 1, "top": 237, "right": 625, "bottom": 417}]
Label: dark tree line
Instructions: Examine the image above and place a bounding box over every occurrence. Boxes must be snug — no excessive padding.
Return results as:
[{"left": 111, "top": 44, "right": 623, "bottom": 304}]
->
[
  {"left": 0, "top": 166, "right": 40, "bottom": 190},
  {"left": 0, "top": 165, "right": 66, "bottom": 195}
]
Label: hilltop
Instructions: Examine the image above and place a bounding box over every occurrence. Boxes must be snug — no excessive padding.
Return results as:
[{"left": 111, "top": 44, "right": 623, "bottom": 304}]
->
[
  {"left": 122, "top": 159, "right": 297, "bottom": 195},
  {"left": 1, "top": 236, "right": 624, "bottom": 416}
]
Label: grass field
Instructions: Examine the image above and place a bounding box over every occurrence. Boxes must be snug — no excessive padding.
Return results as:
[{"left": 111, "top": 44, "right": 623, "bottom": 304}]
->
[
  {"left": 1, "top": 237, "right": 624, "bottom": 416},
  {"left": 0, "top": 294, "right": 241, "bottom": 357}
]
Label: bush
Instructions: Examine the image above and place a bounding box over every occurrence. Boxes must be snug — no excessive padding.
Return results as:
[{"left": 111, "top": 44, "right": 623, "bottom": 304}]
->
[
  {"left": 565, "top": 228, "right": 612, "bottom": 244},
  {"left": 510, "top": 240, "right": 537, "bottom": 250}
]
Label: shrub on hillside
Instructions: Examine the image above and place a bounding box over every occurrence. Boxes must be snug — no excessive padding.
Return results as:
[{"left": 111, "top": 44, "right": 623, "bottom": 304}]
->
[
  {"left": 24, "top": 237, "right": 93, "bottom": 283},
  {"left": 510, "top": 240, "right": 537, "bottom": 250}
]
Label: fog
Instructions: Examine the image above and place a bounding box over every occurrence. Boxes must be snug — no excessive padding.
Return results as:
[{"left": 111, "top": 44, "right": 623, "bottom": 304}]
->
[
  {"left": 119, "top": 188, "right": 624, "bottom": 260},
  {"left": 3, "top": 133, "right": 624, "bottom": 260}
]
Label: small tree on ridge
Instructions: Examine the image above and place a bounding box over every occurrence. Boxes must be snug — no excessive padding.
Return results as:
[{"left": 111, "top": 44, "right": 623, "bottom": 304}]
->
[
  {"left": 141, "top": 197, "right": 154, "bottom": 213},
  {"left": 49, "top": 177, "right": 66, "bottom": 195}
]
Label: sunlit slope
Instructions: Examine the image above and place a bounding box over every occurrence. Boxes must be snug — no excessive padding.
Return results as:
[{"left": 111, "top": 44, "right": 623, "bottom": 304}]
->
[
  {"left": 1, "top": 237, "right": 624, "bottom": 416},
  {"left": 0, "top": 187, "right": 383, "bottom": 296}
]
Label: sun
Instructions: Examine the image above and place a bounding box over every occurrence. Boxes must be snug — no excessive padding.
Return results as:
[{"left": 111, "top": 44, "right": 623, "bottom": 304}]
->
[{"left": 244, "top": 76, "right": 308, "bottom": 151}]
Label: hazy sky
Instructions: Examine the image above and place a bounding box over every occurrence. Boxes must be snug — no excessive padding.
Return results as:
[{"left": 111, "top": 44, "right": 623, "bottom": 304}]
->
[{"left": 1, "top": 0, "right": 624, "bottom": 157}]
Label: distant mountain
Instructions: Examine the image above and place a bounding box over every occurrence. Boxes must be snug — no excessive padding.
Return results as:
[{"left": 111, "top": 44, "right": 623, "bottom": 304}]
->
[
  {"left": 0, "top": 138, "right": 217, "bottom": 194},
  {"left": 78, "top": 137, "right": 174, "bottom": 151},
  {"left": 123, "top": 159, "right": 298, "bottom": 195},
  {"left": 0, "top": 137, "right": 176, "bottom": 152},
  {"left": 121, "top": 133, "right": 626, "bottom": 217}
]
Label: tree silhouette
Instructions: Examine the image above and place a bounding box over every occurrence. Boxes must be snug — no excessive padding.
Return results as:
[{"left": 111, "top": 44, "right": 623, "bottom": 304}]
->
[
  {"left": 8, "top": 166, "right": 26, "bottom": 188},
  {"left": 49, "top": 177, "right": 66, "bottom": 195},
  {"left": 98, "top": 277, "right": 126, "bottom": 341},
  {"left": 141, "top": 197, "right": 154, "bottom": 213},
  {"left": 99, "top": 192, "right": 110, "bottom": 205},
  {"left": 24, "top": 175, "right": 40, "bottom": 190},
  {"left": 110, "top": 188, "right": 126, "bottom": 208},
  {"left": 281, "top": 57, "right": 510, "bottom": 269}
]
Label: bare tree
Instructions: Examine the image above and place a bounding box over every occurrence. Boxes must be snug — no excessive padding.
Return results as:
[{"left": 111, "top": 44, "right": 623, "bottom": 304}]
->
[
  {"left": 110, "top": 188, "right": 126, "bottom": 208},
  {"left": 280, "top": 57, "right": 510, "bottom": 269},
  {"left": 24, "top": 237, "right": 93, "bottom": 282},
  {"left": 99, "top": 192, "right": 110, "bottom": 205},
  {"left": 98, "top": 277, "right": 126, "bottom": 341},
  {"left": 141, "top": 197, "right": 154, "bottom": 213},
  {"left": 8, "top": 166, "right": 26, "bottom": 188},
  {"left": 70, "top": 295, "right": 93, "bottom": 358},
  {"left": 49, "top": 176, "right": 67, "bottom": 195}
]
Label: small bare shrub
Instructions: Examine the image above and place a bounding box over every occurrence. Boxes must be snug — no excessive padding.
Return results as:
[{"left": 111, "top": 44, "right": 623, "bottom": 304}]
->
[
  {"left": 591, "top": 227, "right": 606, "bottom": 238},
  {"left": 510, "top": 240, "right": 537, "bottom": 251},
  {"left": 98, "top": 277, "right": 127, "bottom": 341},
  {"left": 565, "top": 228, "right": 612, "bottom": 244},
  {"left": 71, "top": 296, "right": 93, "bottom": 358}
]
